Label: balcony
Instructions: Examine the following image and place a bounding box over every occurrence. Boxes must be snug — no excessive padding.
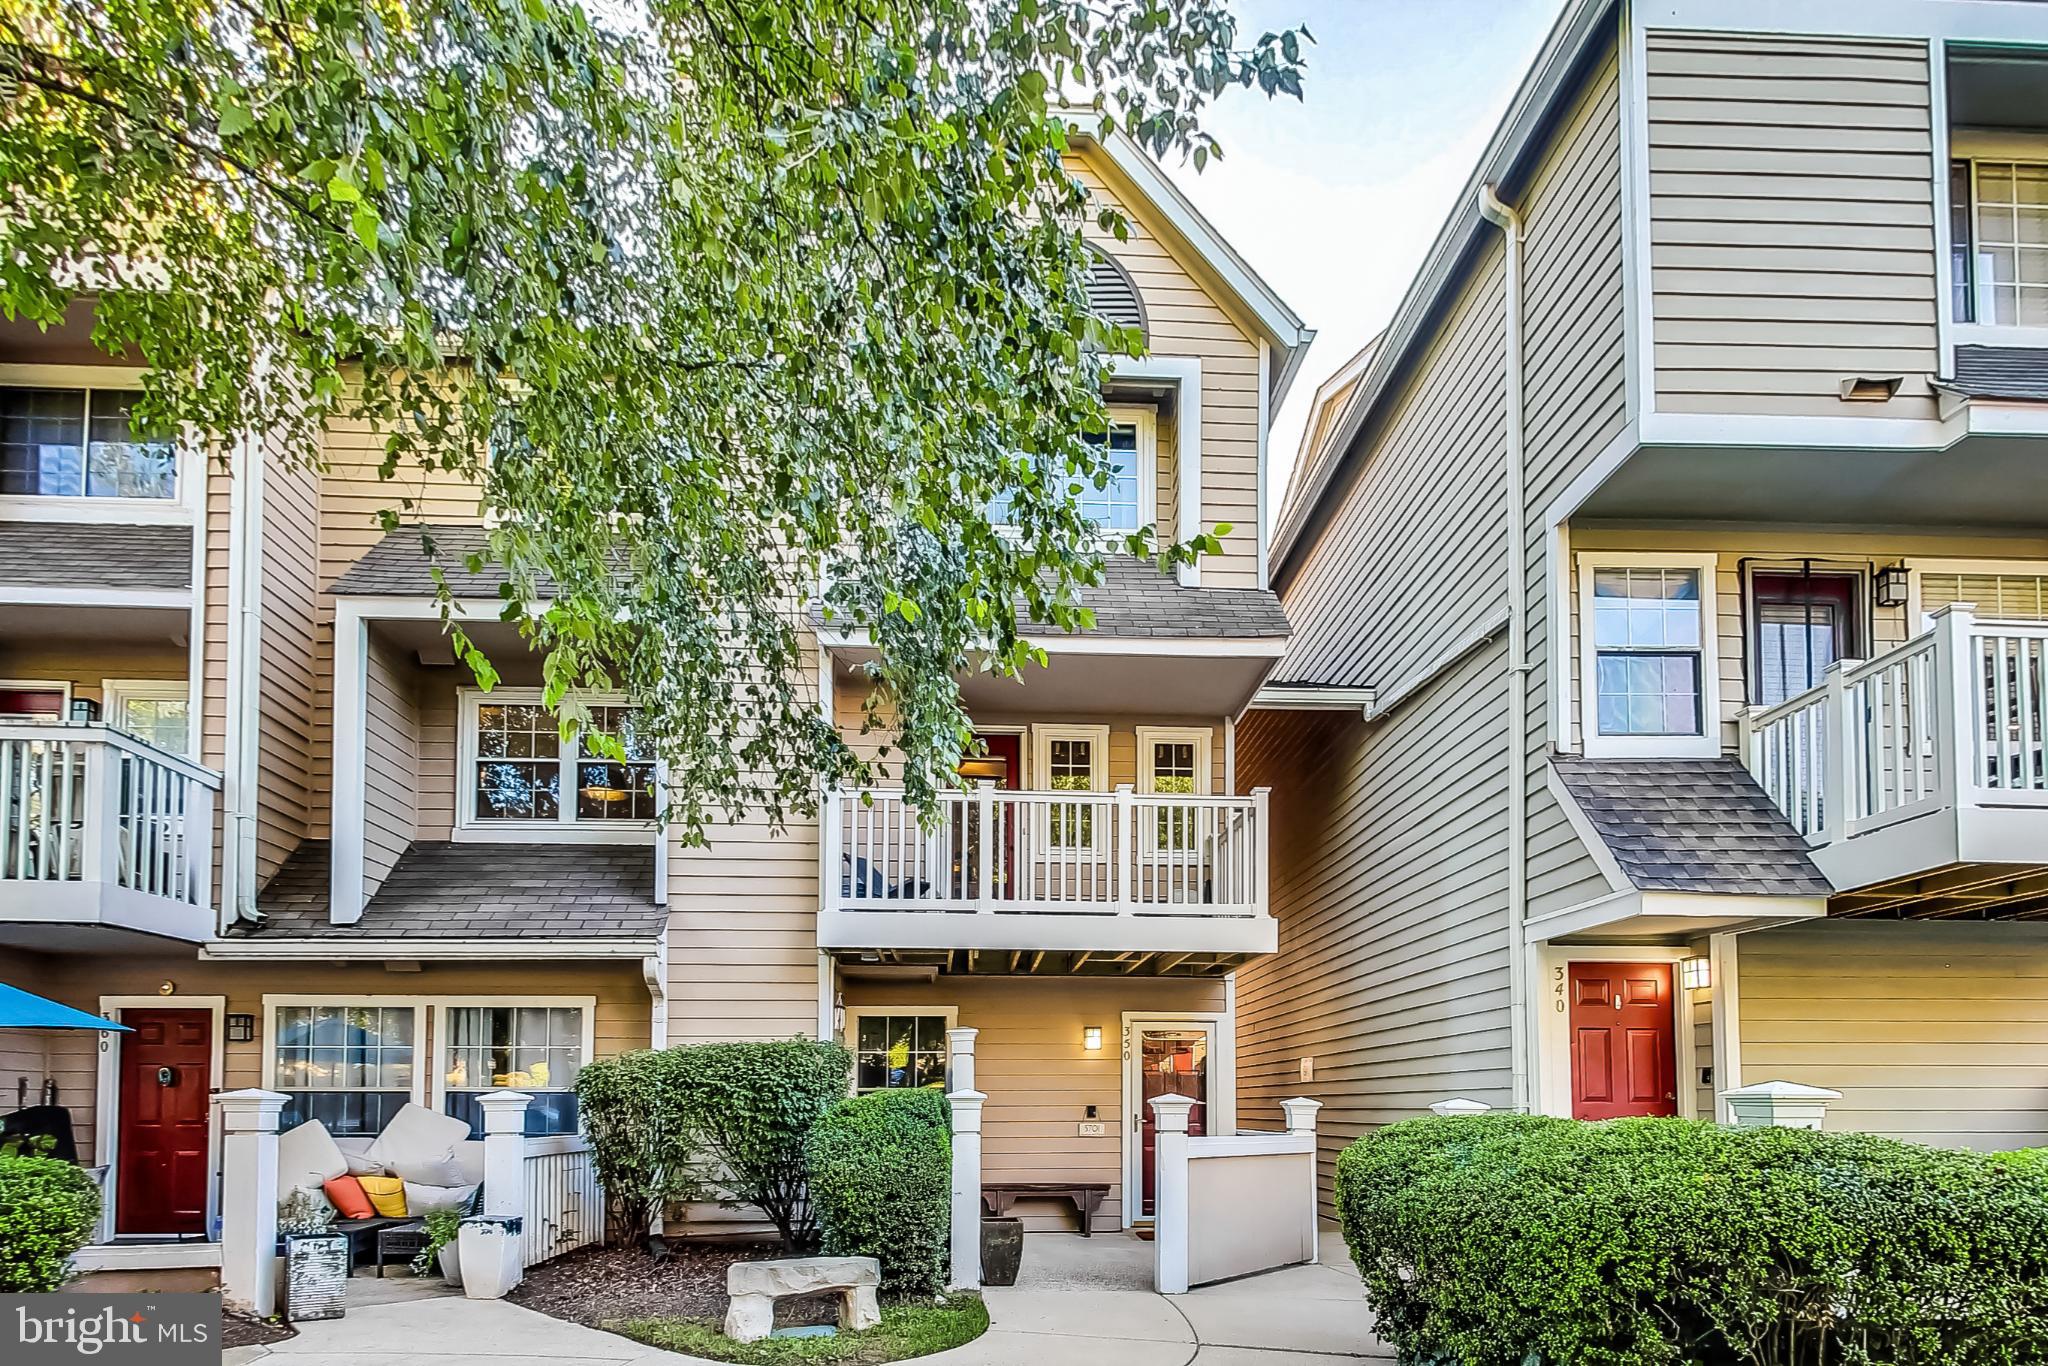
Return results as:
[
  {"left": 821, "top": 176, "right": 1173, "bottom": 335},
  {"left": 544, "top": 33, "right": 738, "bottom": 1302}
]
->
[
  {"left": 1740, "top": 606, "right": 2048, "bottom": 907},
  {"left": 819, "top": 785, "right": 1275, "bottom": 964},
  {"left": 0, "top": 722, "right": 220, "bottom": 944}
]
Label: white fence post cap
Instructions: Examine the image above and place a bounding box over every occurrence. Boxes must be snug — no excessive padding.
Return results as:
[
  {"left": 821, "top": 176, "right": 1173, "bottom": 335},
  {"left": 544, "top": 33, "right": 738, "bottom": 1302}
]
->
[
  {"left": 475, "top": 1089, "right": 534, "bottom": 1134},
  {"left": 1280, "top": 1097, "right": 1323, "bottom": 1133},
  {"left": 216, "top": 1088, "right": 290, "bottom": 1131},
  {"left": 946, "top": 1027, "right": 978, "bottom": 1051},
  {"left": 1429, "top": 1097, "right": 1493, "bottom": 1117},
  {"left": 1721, "top": 1081, "right": 1842, "bottom": 1101},
  {"left": 1149, "top": 1094, "right": 1198, "bottom": 1134}
]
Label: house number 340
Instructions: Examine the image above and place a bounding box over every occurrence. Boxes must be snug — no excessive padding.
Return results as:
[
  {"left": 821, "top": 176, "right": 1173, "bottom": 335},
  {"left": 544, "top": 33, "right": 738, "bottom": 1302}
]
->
[{"left": 1553, "top": 966, "right": 1566, "bottom": 1013}]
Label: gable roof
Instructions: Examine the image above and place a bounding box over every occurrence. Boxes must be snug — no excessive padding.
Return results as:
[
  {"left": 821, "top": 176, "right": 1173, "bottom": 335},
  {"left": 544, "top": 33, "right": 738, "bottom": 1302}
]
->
[{"left": 1550, "top": 756, "right": 1833, "bottom": 897}]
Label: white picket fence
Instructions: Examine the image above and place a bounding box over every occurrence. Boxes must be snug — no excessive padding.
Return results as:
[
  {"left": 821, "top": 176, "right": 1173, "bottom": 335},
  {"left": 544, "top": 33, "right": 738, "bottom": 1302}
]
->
[{"left": 521, "top": 1136, "right": 604, "bottom": 1267}]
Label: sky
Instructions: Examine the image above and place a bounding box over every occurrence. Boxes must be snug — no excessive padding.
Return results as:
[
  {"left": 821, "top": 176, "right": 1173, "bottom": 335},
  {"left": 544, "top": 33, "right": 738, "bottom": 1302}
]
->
[{"left": 1153, "top": 0, "right": 1567, "bottom": 525}]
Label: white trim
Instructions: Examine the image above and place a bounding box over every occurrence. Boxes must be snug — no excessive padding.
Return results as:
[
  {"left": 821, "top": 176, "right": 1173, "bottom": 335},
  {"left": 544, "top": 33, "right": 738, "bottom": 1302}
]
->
[
  {"left": 0, "top": 585, "right": 191, "bottom": 609},
  {"left": 1639, "top": 410, "right": 1955, "bottom": 451},
  {"left": 220, "top": 431, "right": 265, "bottom": 927},
  {"left": 1119, "top": 1012, "right": 1234, "bottom": 1227},
  {"left": 1708, "top": 930, "right": 1741, "bottom": 1121},
  {"left": 454, "top": 685, "right": 659, "bottom": 841},
  {"left": 71, "top": 1242, "right": 223, "bottom": 1272},
  {"left": 1634, "top": 0, "right": 2048, "bottom": 43},
  {"left": 1621, "top": 0, "right": 1655, "bottom": 426},
  {"left": 1030, "top": 723, "right": 1111, "bottom": 854},
  {"left": 94, "top": 995, "right": 227, "bottom": 1243},
  {"left": 1532, "top": 948, "right": 1691, "bottom": 1122},
  {"left": 817, "top": 627, "right": 1286, "bottom": 660},
  {"left": 1104, "top": 355, "right": 1204, "bottom": 586},
  {"left": 0, "top": 677, "right": 73, "bottom": 712},
  {"left": 202, "top": 937, "right": 656, "bottom": 961},
  {"left": 967, "top": 722, "right": 1030, "bottom": 788},
  {"left": 429, "top": 997, "right": 597, "bottom": 1124},
  {"left": 842, "top": 1004, "right": 960, "bottom": 1094},
  {"left": 1524, "top": 888, "right": 1828, "bottom": 943},
  {"left": 1547, "top": 520, "right": 1574, "bottom": 751},
  {"left": 100, "top": 679, "right": 193, "bottom": 756},
  {"left": 1931, "top": 41, "right": 1956, "bottom": 378},
  {"left": 816, "top": 645, "right": 836, "bottom": 1043},
  {"left": 0, "top": 370, "right": 200, "bottom": 523},
  {"left": 1111, "top": 403, "right": 1159, "bottom": 541},
  {"left": 1575, "top": 551, "right": 1721, "bottom": 759},
  {"left": 1248, "top": 685, "right": 1376, "bottom": 716},
  {"left": 330, "top": 598, "right": 370, "bottom": 924},
  {"left": 1740, "top": 561, "right": 1872, "bottom": 705},
  {"left": 1221, "top": 715, "right": 1236, "bottom": 794},
  {"left": 1255, "top": 337, "right": 1272, "bottom": 590},
  {"left": 1954, "top": 323, "right": 2048, "bottom": 347}
]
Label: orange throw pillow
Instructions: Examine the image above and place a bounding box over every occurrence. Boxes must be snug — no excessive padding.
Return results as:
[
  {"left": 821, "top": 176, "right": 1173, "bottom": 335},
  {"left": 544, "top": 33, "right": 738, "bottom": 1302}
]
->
[
  {"left": 321, "top": 1175, "right": 375, "bottom": 1220},
  {"left": 356, "top": 1175, "right": 408, "bottom": 1218}
]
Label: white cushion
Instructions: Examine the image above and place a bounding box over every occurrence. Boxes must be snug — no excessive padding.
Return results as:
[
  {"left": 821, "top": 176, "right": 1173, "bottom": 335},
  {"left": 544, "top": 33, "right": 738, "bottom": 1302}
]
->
[
  {"left": 344, "top": 1150, "right": 386, "bottom": 1177},
  {"left": 402, "top": 1181, "right": 479, "bottom": 1214},
  {"left": 450, "top": 1141, "right": 486, "bottom": 1188},
  {"left": 277, "top": 1119, "right": 348, "bottom": 1194},
  {"left": 365, "top": 1102, "right": 471, "bottom": 1179}
]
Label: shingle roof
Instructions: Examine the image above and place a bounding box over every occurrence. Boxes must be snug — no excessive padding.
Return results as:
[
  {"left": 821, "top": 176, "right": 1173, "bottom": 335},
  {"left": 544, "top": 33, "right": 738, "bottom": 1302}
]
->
[
  {"left": 1550, "top": 756, "right": 1833, "bottom": 897},
  {"left": 245, "top": 839, "right": 662, "bottom": 939},
  {"left": 330, "top": 524, "right": 546, "bottom": 599},
  {"left": 1949, "top": 346, "right": 2048, "bottom": 403},
  {"left": 1020, "top": 556, "right": 1288, "bottom": 638},
  {"left": 0, "top": 522, "right": 192, "bottom": 591}
]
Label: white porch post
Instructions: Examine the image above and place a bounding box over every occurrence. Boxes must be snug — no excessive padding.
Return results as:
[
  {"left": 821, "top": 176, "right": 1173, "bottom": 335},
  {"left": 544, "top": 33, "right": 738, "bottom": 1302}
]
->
[
  {"left": 216, "top": 1088, "right": 287, "bottom": 1317},
  {"left": 1722, "top": 1080, "right": 1841, "bottom": 1131},
  {"left": 1281, "top": 1097, "right": 1323, "bottom": 1263},
  {"left": 463, "top": 1089, "right": 532, "bottom": 1299},
  {"left": 946, "top": 1028, "right": 983, "bottom": 1290},
  {"left": 1149, "top": 1093, "right": 1196, "bottom": 1295}
]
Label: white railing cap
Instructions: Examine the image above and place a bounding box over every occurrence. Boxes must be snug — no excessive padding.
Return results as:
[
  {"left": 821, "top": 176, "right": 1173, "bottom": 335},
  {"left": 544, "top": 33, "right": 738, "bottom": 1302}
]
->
[
  {"left": 1721, "top": 1080, "right": 1842, "bottom": 1101},
  {"left": 0, "top": 719, "right": 223, "bottom": 788}
]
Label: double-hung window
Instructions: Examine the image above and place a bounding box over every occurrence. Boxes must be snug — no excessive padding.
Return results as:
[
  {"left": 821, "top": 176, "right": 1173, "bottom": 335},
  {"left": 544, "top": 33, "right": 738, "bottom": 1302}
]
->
[
  {"left": 1950, "top": 156, "right": 2048, "bottom": 329},
  {"left": 1137, "top": 727, "right": 1212, "bottom": 855},
  {"left": 0, "top": 387, "right": 176, "bottom": 500},
  {"left": 439, "top": 1004, "right": 588, "bottom": 1137},
  {"left": 1033, "top": 725, "right": 1108, "bottom": 850},
  {"left": 462, "top": 690, "right": 655, "bottom": 834},
  {"left": 1579, "top": 555, "right": 1719, "bottom": 757},
  {"left": 987, "top": 407, "right": 1154, "bottom": 536},
  {"left": 269, "top": 1001, "right": 420, "bottom": 1137}
]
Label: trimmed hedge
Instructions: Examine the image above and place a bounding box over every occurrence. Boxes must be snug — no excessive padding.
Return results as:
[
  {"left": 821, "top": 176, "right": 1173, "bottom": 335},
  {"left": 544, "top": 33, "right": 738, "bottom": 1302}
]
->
[
  {"left": 575, "top": 1047, "right": 702, "bottom": 1246},
  {"left": 1335, "top": 1115, "right": 2048, "bottom": 1366},
  {"left": 0, "top": 1152, "right": 102, "bottom": 1291},
  {"left": 807, "top": 1088, "right": 951, "bottom": 1293}
]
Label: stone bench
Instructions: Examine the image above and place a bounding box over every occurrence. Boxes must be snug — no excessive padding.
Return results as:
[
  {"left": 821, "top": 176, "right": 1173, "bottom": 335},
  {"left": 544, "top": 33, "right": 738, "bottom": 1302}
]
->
[{"left": 724, "top": 1256, "right": 882, "bottom": 1344}]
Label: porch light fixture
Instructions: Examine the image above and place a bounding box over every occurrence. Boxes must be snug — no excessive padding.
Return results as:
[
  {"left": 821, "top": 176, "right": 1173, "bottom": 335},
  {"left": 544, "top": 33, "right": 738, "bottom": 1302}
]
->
[
  {"left": 226, "top": 1013, "right": 256, "bottom": 1043},
  {"left": 1680, "top": 956, "right": 1711, "bottom": 991},
  {"left": 1875, "top": 565, "right": 1910, "bottom": 610},
  {"left": 1082, "top": 1027, "right": 1103, "bottom": 1052}
]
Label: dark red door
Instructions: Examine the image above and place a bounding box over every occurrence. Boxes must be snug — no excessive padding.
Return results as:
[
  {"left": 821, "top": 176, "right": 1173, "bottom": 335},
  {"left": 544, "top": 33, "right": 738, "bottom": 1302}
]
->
[
  {"left": 1137, "top": 1027, "right": 1209, "bottom": 1218},
  {"left": 958, "top": 734, "right": 1022, "bottom": 899},
  {"left": 1569, "top": 963, "right": 1677, "bottom": 1121},
  {"left": 117, "top": 1009, "right": 212, "bottom": 1234}
]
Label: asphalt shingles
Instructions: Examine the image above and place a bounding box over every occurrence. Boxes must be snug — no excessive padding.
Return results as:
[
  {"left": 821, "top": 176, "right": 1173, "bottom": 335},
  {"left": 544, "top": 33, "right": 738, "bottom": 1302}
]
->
[{"left": 0, "top": 521, "right": 192, "bottom": 590}]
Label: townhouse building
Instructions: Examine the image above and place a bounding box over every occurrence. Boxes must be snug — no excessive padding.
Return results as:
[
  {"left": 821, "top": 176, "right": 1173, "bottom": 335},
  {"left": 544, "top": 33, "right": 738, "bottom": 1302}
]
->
[
  {"left": 1246, "top": 0, "right": 2048, "bottom": 1188},
  {"left": 0, "top": 125, "right": 1311, "bottom": 1268}
]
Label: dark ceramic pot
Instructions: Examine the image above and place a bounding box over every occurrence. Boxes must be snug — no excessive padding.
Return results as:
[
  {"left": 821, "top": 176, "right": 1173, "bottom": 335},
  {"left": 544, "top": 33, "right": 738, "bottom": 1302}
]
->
[{"left": 980, "top": 1217, "right": 1024, "bottom": 1286}]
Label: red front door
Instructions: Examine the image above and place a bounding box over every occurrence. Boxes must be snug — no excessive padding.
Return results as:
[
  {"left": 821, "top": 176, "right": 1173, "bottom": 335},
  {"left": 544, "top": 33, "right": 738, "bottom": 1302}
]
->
[
  {"left": 1569, "top": 963, "right": 1677, "bottom": 1121},
  {"left": 958, "top": 734, "right": 1022, "bottom": 899},
  {"left": 116, "top": 1009, "right": 212, "bottom": 1234},
  {"left": 1136, "top": 1027, "right": 1209, "bottom": 1218}
]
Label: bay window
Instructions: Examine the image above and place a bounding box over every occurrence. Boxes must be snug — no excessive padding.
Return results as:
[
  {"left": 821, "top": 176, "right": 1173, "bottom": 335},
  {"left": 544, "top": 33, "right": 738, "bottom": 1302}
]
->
[{"left": 1950, "top": 157, "right": 2048, "bottom": 329}]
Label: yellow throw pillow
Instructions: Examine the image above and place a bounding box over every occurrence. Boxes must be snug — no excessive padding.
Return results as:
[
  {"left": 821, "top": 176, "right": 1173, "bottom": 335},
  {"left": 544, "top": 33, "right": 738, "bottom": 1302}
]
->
[{"left": 356, "top": 1175, "right": 408, "bottom": 1218}]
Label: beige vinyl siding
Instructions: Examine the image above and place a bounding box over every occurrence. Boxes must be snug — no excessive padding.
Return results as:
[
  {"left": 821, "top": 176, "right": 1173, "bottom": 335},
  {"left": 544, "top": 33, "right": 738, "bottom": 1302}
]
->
[
  {"left": 1645, "top": 32, "right": 1940, "bottom": 419},
  {"left": 840, "top": 974, "right": 1224, "bottom": 1231},
  {"left": 1068, "top": 150, "right": 1264, "bottom": 586},
  {"left": 1237, "top": 641, "right": 1513, "bottom": 1210},
  {"left": 416, "top": 670, "right": 460, "bottom": 839},
  {"left": 362, "top": 633, "right": 421, "bottom": 896},
  {"left": 1740, "top": 919, "right": 2048, "bottom": 1149},
  {"left": 1691, "top": 975, "right": 1718, "bottom": 1120},
  {"left": 0, "top": 641, "right": 187, "bottom": 703},
  {"left": 257, "top": 451, "right": 321, "bottom": 883},
  {"left": 27, "top": 953, "right": 650, "bottom": 1164}
]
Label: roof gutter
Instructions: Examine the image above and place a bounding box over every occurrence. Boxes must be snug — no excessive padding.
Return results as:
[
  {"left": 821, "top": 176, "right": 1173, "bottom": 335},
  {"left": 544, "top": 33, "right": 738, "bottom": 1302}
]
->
[{"left": 200, "top": 937, "right": 659, "bottom": 961}]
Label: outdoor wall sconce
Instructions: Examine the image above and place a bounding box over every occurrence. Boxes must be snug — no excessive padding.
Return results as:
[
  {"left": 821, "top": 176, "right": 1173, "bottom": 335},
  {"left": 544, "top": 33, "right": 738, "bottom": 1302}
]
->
[
  {"left": 1680, "top": 956, "right": 1712, "bottom": 991},
  {"left": 226, "top": 1013, "right": 256, "bottom": 1043},
  {"left": 1875, "top": 564, "right": 1910, "bottom": 609},
  {"left": 1082, "top": 1026, "right": 1103, "bottom": 1051}
]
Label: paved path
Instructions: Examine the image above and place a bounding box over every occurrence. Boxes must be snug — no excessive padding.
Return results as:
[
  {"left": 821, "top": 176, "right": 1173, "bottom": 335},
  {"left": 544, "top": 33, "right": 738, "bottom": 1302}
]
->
[{"left": 229, "top": 1233, "right": 1393, "bottom": 1366}]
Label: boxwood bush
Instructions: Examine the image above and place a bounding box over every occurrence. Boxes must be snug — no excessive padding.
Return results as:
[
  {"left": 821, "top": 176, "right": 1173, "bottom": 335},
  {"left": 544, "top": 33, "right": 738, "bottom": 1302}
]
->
[
  {"left": 0, "top": 1152, "right": 102, "bottom": 1291},
  {"left": 575, "top": 1047, "right": 702, "bottom": 1246},
  {"left": 807, "top": 1088, "right": 951, "bottom": 1293},
  {"left": 1335, "top": 1115, "right": 2048, "bottom": 1366}
]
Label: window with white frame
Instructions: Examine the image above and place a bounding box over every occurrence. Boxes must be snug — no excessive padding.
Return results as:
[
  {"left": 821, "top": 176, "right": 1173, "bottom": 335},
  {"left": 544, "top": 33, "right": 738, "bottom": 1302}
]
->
[
  {"left": 0, "top": 387, "right": 176, "bottom": 500},
  {"left": 464, "top": 691, "right": 655, "bottom": 829},
  {"left": 103, "top": 680, "right": 191, "bottom": 755},
  {"left": 847, "top": 1009, "right": 955, "bottom": 1093},
  {"left": 1951, "top": 158, "right": 2048, "bottom": 327},
  {"left": 270, "top": 1002, "right": 420, "bottom": 1137},
  {"left": 1033, "top": 725, "right": 1107, "bottom": 849},
  {"left": 1580, "top": 556, "right": 1718, "bottom": 755},
  {"left": 987, "top": 408, "right": 1154, "bottom": 535},
  {"left": 439, "top": 1003, "right": 588, "bottom": 1136},
  {"left": 1138, "top": 727, "right": 1211, "bottom": 854}
]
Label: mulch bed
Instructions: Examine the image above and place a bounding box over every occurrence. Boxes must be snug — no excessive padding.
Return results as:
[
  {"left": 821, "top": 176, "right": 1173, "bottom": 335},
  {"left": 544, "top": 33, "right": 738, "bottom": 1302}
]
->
[
  {"left": 510, "top": 1242, "right": 841, "bottom": 1330},
  {"left": 221, "top": 1314, "right": 298, "bottom": 1349}
]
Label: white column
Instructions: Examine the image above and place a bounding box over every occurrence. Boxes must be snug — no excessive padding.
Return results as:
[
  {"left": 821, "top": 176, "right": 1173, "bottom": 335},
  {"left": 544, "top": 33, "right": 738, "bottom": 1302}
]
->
[
  {"left": 1149, "top": 1093, "right": 1196, "bottom": 1295},
  {"left": 1280, "top": 1097, "right": 1323, "bottom": 1263},
  {"left": 216, "top": 1088, "right": 287, "bottom": 1318},
  {"left": 946, "top": 1027, "right": 977, "bottom": 1095},
  {"left": 947, "top": 1089, "right": 986, "bottom": 1290},
  {"left": 463, "top": 1090, "right": 533, "bottom": 1299},
  {"left": 1722, "top": 1080, "right": 1841, "bottom": 1131}
]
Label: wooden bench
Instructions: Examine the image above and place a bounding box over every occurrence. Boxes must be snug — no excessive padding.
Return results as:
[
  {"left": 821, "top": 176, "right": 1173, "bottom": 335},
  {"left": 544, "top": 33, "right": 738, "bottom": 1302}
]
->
[{"left": 981, "top": 1182, "right": 1111, "bottom": 1236}]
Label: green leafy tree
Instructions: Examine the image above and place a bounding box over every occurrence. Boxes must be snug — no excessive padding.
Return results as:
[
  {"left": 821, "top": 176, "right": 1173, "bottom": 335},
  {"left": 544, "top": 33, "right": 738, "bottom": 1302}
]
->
[{"left": 0, "top": 0, "right": 1307, "bottom": 832}]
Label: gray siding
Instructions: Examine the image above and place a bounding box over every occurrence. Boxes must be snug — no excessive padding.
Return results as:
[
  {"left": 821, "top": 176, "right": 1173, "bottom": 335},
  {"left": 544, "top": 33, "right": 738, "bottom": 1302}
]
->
[{"left": 1646, "top": 31, "right": 1940, "bottom": 419}]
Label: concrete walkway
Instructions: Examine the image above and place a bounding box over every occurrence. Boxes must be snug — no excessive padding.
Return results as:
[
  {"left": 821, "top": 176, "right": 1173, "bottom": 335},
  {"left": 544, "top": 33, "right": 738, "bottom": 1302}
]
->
[{"left": 229, "top": 1231, "right": 1392, "bottom": 1366}]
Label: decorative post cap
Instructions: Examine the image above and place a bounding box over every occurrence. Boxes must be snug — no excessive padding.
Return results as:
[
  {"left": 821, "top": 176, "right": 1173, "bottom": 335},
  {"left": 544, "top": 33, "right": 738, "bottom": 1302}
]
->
[
  {"left": 475, "top": 1089, "right": 534, "bottom": 1135},
  {"left": 215, "top": 1088, "right": 289, "bottom": 1131},
  {"left": 1429, "top": 1097, "right": 1493, "bottom": 1117},
  {"left": 945, "top": 1027, "right": 978, "bottom": 1053},
  {"left": 1280, "top": 1097, "right": 1323, "bottom": 1134},
  {"left": 1148, "top": 1093, "right": 1198, "bottom": 1134},
  {"left": 946, "top": 1089, "right": 986, "bottom": 1133},
  {"left": 1721, "top": 1081, "right": 1842, "bottom": 1101}
]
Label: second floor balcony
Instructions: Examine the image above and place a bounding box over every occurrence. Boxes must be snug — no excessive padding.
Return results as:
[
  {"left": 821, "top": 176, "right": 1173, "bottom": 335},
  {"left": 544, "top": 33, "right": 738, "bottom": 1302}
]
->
[
  {"left": 819, "top": 784, "right": 1275, "bottom": 965},
  {"left": 1740, "top": 605, "right": 2048, "bottom": 908},
  {"left": 0, "top": 721, "right": 220, "bottom": 944}
]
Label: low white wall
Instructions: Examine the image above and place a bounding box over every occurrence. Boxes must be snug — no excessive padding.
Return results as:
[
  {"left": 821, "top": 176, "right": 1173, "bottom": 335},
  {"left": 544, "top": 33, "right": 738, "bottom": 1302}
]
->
[{"left": 1185, "top": 1141, "right": 1318, "bottom": 1287}]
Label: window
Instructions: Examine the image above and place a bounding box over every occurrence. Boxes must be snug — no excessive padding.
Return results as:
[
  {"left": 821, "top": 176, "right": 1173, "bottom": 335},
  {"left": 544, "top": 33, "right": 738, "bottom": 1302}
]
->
[
  {"left": 270, "top": 1002, "right": 419, "bottom": 1137},
  {"left": 847, "top": 1010, "right": 955, "bottom": 1094},
  {"left": 1579, "top": 555, "right": 1719, "bottom": 757},
  {"left": 103, "top": 680, "right": 190, "bottom": 755},
  {"left": 1032, "top": 725, "right": 1107, "bottom": 849},
  {"left": 1137, "top": 727, "right": 1212, "bottom": 854},
  {"left": 987, "top": 407, "right": 1154, "bottom": 535},
  {"left": 463, "top": 691, "right": 655, "bottom": 831},
  {"left": 1918, "top": 566, "right": 2048, "bottom": 624},
  {"left": 1749, "top": 573, "right": 1859, "bottom": 707},
  {"left": 1951, "top": 158, "right": 2048, "bottom": 327},
  {"left": 0, "top": 387, "right": 176, "bottom": 500},
  {"left": 439, "top": 1004, "right": 587, "bottom": 1137}
]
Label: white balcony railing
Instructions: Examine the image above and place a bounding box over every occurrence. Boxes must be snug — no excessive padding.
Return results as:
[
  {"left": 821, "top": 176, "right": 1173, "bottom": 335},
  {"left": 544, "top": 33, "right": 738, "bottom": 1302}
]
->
[
  {"left": 1740, "top": 605, "right": 2048, "bottom": 886},
  {"left": 820, "top": 784, "right": 1273, "bottom": 956},
  {"left": 0, "top": 721, "right": 220, "bottom": 939}
]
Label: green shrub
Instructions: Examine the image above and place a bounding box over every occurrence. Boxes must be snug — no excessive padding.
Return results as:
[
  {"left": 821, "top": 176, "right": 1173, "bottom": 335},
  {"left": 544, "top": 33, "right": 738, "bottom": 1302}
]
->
[
  {"left": 1334, "top": 1115, "right": 2048, "bottom": 1366},
  {"left": 670, "top": 1038, "right": 852, "bottom": 1251},
  {"left": 0, "top": 1153, "right": 102, "bottom": 1291},
  {"left": 807, "top": 1088, "right": 951, "bottom": 1293},
  {"left": 577, "top": 1047, "right": 703, "bottom": 1246}
]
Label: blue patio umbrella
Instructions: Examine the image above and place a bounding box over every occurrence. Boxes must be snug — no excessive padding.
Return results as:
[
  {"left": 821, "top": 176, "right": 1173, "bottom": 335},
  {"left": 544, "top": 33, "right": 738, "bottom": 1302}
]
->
[{"left": 0, "top": 981, "right": 130, "bottom": 1031}]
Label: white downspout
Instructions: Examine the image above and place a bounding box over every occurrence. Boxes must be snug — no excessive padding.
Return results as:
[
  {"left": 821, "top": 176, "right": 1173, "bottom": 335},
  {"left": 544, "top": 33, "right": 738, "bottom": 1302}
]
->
[
  {"left": 219, "top": 435, "right": 266, "bottom": 927},
  {"left": 1479, "top": 183, "right": 1531, "bottom": 1113}
]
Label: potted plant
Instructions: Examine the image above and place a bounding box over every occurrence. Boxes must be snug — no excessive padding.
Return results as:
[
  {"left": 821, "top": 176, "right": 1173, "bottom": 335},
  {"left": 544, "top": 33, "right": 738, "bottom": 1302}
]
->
[
  {"left": 409, "top": 1208, "right": 466, "bottom": 1285},
  {"left": 277, "top": 1189, "right": 347, "bottom": 1322}
]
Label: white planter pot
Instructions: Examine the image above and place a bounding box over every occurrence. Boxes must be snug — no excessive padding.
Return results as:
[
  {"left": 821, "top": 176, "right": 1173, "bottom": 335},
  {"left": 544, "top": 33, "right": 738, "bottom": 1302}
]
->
[
  {"left": 438, "top": 1240, "right": 463, "bottom": 1285},
  {"left": 458, "top": 1217, "right": 523, "bottom": 1299}
]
